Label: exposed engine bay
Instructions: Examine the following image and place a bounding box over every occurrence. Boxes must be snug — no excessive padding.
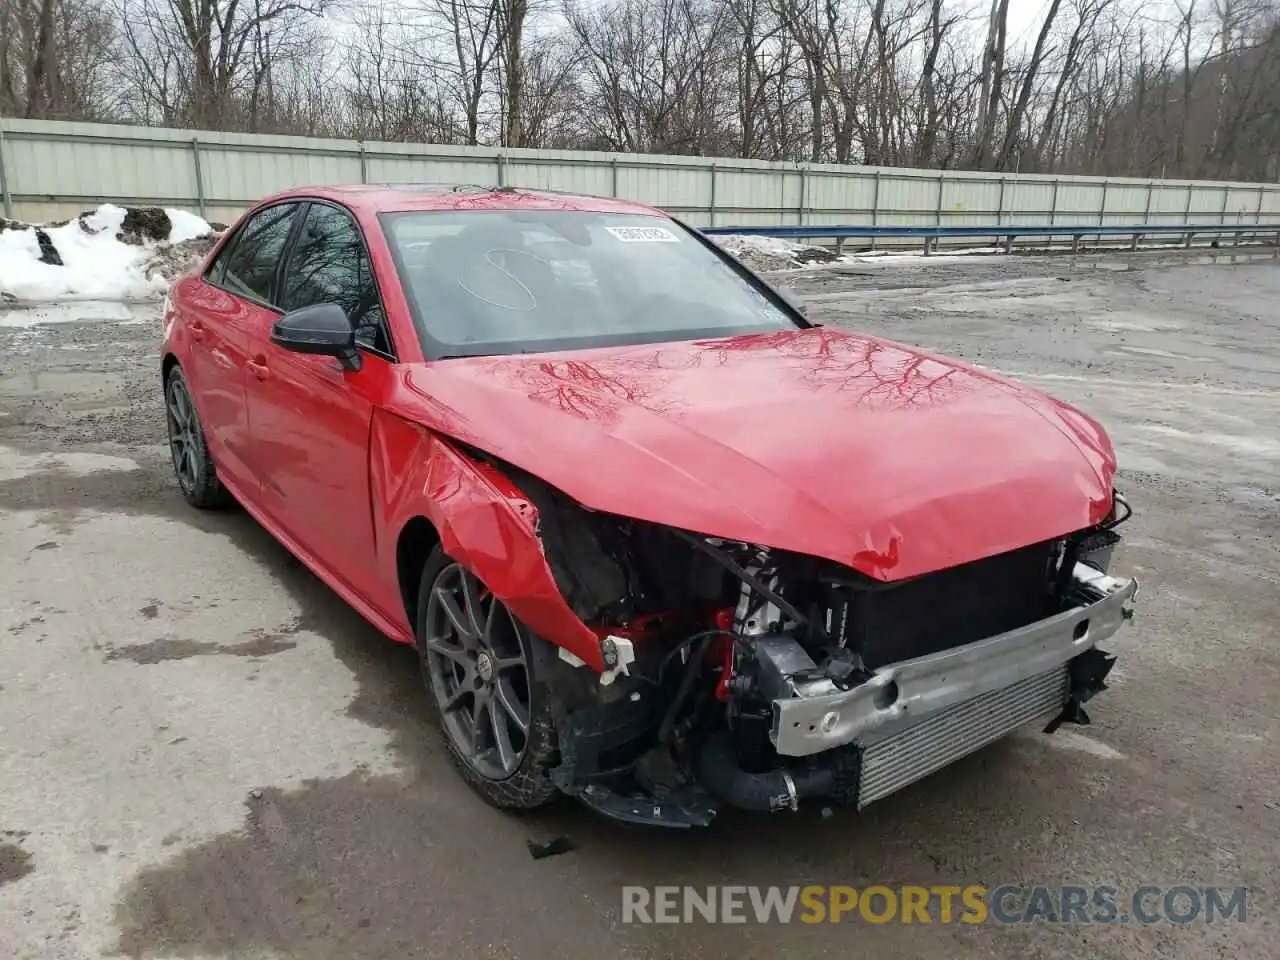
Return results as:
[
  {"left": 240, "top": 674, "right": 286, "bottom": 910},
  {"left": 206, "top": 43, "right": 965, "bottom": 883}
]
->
[{"left": 507, "top": 464, "right": 1138, "bottom": 827}]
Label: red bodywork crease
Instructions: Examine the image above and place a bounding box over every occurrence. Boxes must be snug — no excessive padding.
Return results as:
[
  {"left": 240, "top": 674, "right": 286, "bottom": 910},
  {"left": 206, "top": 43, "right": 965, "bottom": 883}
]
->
[{"left": 370, "top": 410, "right": 605, "bottom": 671}]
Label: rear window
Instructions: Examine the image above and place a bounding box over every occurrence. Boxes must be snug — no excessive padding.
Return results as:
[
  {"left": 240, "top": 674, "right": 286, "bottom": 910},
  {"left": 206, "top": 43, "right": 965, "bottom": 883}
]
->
[{"left": 380, "top": 210, "right": 799, "bottom": 357}]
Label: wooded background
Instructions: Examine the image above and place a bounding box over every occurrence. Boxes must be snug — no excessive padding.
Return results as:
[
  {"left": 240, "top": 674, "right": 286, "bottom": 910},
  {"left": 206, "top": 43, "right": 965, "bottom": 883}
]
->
[{"left": 1, "top": 0, "right": 1278, "bottom": 182}]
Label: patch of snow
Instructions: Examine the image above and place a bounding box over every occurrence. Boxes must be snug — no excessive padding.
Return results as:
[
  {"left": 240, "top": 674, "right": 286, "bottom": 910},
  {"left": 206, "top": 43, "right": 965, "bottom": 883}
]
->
[
  {"left": 166, "top": 208, "right": 213, "bottom": 244},
  {"left": 1034, "top": 730, "right": 1127, "bottom": 761},
  {"left": 711, "top": 233, "right": 1010, "bottom": 271},
  {"left": 710, "top": 233, "right": 839, "bottom": 271},
  {"left": 0, "top": 223, "right": 42, "bottom": 267},
  {"left": 0, "top": 205, "right": 217, "bottom": 304},
  {"left": 1134, "top": 423, "right": 1280, "bottom": 459},
  {"left": 846, "top": 246, "right": 1004, "bottom": 263},
  {"left": 720, "top": 234, "right": 806, "bottom": 258}
]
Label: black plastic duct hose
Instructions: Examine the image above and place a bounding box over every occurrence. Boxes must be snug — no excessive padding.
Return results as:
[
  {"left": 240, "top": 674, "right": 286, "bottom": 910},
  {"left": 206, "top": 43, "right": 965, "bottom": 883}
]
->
[{"left": 693, "top": 732, "right": 835, "bottom": 813}]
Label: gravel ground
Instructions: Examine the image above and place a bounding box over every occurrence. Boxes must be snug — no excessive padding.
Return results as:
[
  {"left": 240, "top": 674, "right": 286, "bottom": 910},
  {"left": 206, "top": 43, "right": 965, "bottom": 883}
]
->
[{"left": 0, "top": 249, "right": 1277, "bottom": 960}]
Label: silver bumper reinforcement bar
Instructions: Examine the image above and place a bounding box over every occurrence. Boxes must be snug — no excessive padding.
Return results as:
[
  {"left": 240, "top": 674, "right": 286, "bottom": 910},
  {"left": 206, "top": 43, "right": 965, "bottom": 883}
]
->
[{"left": 771, "top": 564, "right": 1139, "bottom": 757}]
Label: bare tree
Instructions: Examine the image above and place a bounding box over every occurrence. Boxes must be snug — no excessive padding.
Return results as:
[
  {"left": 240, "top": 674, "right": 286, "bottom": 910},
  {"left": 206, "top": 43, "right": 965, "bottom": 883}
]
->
[
  {"left": 115, "top": 0, "right": 327, "bottom": 129},
  {"left": 499, "top": 0, "right": 528, "bottom": 145},
  {"left": 423, "top": 0, "right": 506, "bottom": 144},
  {"left": 0, "top": 0, "right": 118, "bottom": 119},
  {"left": 972, "top": 0, "right": 1009, "bottom": 167},
  {"left": 564, "top": 0, "right": 735, "bottom": 154},
  {"left": 4, "top": 0, "right": 1275, "bottom": 184}
]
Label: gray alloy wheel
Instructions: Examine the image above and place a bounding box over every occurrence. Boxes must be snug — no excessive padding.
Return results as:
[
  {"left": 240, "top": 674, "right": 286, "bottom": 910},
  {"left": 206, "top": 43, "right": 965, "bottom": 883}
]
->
[
  {"left": 166, "top": 375, "right": 199, "bottom": 494},
  {"left": 164, "top": 367, "right": 227, "bottom": 509},
  {"left": 423, "top": 562, "right": 535, "bottom": 781}
]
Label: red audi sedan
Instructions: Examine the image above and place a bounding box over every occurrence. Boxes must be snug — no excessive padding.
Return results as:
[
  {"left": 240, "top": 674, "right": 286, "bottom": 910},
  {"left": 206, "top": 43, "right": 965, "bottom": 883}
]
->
[{"left": 161, "top": 185, "right": 1137, "bottom": 827}]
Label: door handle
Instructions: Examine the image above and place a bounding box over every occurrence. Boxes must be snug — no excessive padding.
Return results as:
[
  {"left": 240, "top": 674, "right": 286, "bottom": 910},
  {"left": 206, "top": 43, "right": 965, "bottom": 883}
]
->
[{"left": 247, "top": 355, "right": 269, "bottom": 380}]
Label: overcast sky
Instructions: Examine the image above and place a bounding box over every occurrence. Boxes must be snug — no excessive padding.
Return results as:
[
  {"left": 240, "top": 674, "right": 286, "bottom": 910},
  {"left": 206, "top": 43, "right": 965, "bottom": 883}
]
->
[{"left": 1006, "top": 0, "right": 1054, "bottom": 43}]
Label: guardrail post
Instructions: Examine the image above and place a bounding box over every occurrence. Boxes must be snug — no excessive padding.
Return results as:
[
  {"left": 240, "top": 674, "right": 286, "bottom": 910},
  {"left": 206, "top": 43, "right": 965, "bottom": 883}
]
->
[
  {"left": 190, "top": 138, "right": 207, "bottom": 219},
  {"left": 1071, "top": 234, "right": 1080, "bottom": 254},
  {"left": 0, "top": 124, "right": 12, "bottom": 219},
  {"left": 709, "top": 164, "right": 717, "bottom": 228},
  {"left": 359, "top": 142, "right": 368, "bottom": 184}
]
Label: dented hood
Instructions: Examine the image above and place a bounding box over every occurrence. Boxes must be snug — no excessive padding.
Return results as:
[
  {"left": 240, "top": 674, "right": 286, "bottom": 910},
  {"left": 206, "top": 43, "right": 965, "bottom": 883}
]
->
[{"left": 397, "top": 327, "right": 1115, "bottom": 581}]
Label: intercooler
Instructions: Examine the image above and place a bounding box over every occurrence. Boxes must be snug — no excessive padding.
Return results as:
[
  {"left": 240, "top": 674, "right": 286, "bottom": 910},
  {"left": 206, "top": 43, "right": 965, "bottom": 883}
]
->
[{"left": 855, "top": 664, "right": 1069, "bottom": 808}]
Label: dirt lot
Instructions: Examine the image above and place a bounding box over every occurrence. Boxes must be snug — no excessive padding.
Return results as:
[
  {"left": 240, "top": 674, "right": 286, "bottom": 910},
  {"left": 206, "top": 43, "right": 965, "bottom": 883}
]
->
[{"left": 1, "top": 251, "right": 1277, "bottom": 960}]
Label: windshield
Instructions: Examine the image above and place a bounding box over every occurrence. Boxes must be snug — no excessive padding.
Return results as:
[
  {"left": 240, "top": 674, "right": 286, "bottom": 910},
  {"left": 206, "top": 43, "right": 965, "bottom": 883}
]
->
[{"left": 380, "top": 210, "right": 801, "bottom": 357}]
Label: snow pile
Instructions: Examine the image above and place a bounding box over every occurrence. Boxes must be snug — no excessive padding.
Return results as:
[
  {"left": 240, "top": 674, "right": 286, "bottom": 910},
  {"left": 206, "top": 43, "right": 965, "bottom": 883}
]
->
[
  {"left": 167, "top": 209, "right": 216, "bottom": 245},
  {"left": 0, "top": 204, "right": 217, "bottom": 303},
  {"left": 712, "top": 233, "right": 1011, "bottom": 270},
  {"left": 847, "top": 246, "right": 1003, "bottom": 263},
  {"left": 711, "top": 233, "right": 840, "bottom": 271}
]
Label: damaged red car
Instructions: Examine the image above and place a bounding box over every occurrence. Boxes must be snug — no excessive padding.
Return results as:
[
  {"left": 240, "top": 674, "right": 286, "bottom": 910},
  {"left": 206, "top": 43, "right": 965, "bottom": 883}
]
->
[{"left": 161, "top": 185, "right": 1138, "bottom": 826}]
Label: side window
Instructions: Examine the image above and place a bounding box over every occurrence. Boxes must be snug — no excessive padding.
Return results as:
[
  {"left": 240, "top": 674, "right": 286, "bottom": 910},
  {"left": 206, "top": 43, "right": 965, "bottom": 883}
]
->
[
  {"left": 215, "top": 204, "right": 299, "bottom": 304},
  {"left": 279, "top": 204, "right": 391, "bottom": 356}
]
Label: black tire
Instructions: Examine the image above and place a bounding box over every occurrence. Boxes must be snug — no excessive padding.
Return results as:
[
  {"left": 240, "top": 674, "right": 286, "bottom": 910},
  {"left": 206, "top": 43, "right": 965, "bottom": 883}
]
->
[
  {"left": 164, "top": 365, "right": 229, "bottom": 509},
  {"left": 415, "top": 546, "right": 559, "bottom": 809}
]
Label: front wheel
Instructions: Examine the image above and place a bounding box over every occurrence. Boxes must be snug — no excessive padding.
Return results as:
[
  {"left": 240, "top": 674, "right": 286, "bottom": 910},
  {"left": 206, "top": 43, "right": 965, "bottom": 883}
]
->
[
  {"left": 416, "top": 549, "right": 559, "bottom": 809},
  {"left": 164, "top": 366, "right": 228, "bottom": 509}
]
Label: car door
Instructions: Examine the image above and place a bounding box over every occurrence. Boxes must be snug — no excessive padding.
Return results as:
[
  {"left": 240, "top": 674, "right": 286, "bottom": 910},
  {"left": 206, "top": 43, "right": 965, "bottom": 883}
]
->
[
  {"left": 180, "top": 202, "right": 301, "bottom": 492},
  {"left": 243, "top": 200, "right": 400, "bottom": 614}
]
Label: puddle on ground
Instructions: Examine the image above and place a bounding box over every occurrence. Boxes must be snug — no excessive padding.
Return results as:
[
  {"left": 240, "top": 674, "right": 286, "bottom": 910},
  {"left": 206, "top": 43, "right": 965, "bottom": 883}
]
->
[
  {"left": 0, "top": 842, "right": 34, "bottom": 887},
  {"left": 0, "top": 300, "right": 142, "bottom": 328},
  {"left": 104, "top": 632, "right": 300, "bottom": 664},
  {"left": 1072, "top": 250, "right": 1279, "bottom": 272},
  {"left": 0, "top": 368, "right": 134, "bottom": 398}
]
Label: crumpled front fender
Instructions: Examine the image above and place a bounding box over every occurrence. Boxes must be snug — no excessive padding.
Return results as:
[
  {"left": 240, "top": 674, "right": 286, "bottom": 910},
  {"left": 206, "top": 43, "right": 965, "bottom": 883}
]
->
[{"left": 371, "top": 410, "right": 605, "bottom": 671}]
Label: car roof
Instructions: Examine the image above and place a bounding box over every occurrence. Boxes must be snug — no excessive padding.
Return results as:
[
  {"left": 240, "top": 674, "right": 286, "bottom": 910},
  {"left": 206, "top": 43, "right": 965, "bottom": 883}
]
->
[{"left": 263, "top": 184, "right": 667, "bottom": 218}]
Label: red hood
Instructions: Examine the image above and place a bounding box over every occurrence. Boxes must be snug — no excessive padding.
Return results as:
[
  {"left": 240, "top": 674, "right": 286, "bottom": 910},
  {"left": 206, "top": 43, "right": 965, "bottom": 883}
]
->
[{"left": 395, "top": 327, "right": 1115, "bottom": 581}]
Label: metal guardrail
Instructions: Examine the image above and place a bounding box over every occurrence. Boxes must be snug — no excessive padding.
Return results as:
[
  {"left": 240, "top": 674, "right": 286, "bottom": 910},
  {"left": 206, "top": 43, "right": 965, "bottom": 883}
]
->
[{"left": 701, "top": 222, "right": 1280, "bottom": 255}]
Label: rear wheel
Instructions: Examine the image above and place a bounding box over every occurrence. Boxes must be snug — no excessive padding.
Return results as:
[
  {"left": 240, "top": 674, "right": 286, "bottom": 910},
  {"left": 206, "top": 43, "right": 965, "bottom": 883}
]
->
[
  {"left": 416, "top": 548, "right": 559, "bottom": 809},
  {"left": 165, "top": 366, "right": 228, "bottom": 509}
]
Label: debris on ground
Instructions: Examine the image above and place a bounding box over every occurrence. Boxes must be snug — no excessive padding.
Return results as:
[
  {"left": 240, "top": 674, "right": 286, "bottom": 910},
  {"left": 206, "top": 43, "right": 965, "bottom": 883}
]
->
[
  {"left": 141, "top": 235, "right": 221, "bottom": 287},
  {"left": 118, "top": 207, "right": 173, "bottom": 245},
  {"left": 527, "top": 836, "right": 575, "bottom": 860},
  {"left": 34, "top": 229, "right": 63, "bottom": 266},
  {"left": 0, "top": 204, "right": 219, "bottom": 302}
]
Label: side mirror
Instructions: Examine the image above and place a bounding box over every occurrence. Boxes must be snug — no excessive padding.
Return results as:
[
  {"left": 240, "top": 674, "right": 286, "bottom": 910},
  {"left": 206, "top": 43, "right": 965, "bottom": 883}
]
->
[
  {"left": 778, "top": 286, "right": 808, "bottom": 317},
  {"left": 271, "top": 303, "right": 361, "bottom": 371}
]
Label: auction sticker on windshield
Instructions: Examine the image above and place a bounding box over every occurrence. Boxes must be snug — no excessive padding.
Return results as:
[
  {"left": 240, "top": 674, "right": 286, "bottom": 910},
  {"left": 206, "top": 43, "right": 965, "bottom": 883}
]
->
[{"left": 606, "top": 225, "right": 681, "bottom": 242}]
